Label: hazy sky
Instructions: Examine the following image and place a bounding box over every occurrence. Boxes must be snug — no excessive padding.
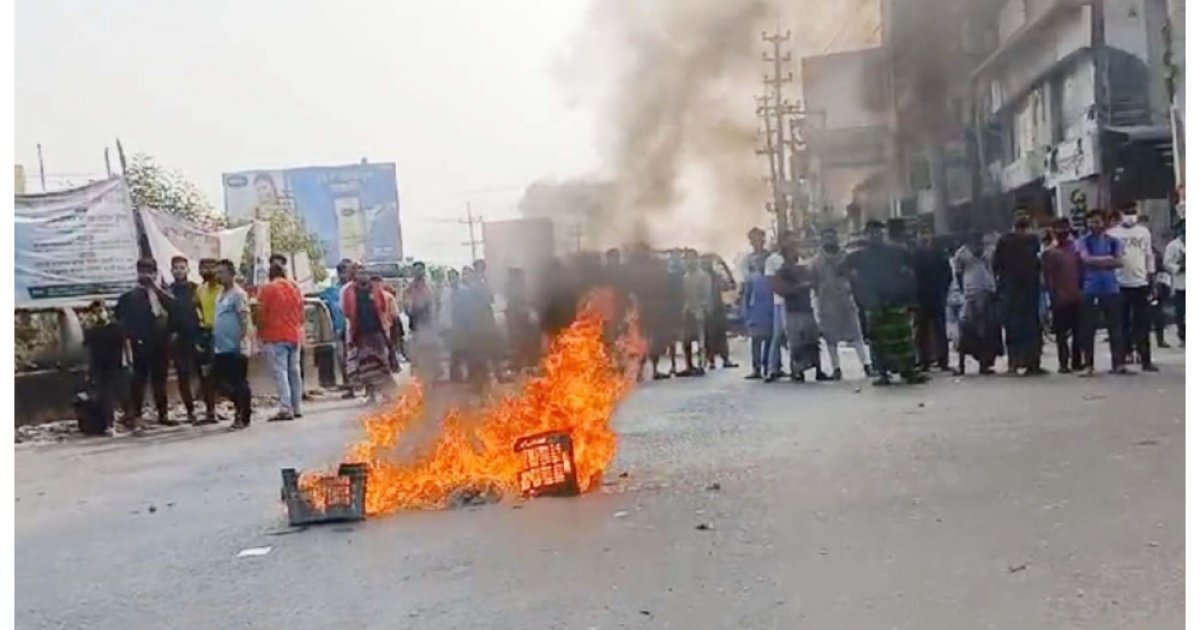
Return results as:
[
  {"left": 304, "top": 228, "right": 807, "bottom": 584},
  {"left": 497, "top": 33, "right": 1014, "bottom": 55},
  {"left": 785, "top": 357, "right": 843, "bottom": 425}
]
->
[{"left": 16, "top": 0, "right": 599, "bottom": 265}]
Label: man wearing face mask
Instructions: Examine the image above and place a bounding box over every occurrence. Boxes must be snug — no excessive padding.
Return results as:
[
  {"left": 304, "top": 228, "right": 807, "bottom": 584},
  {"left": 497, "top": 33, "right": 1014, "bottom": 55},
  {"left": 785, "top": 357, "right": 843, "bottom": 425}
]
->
[
  {"left": 115, "top": 258, "right": 177, "bottom": 430},
  {"left": 1108, "top": 204, "right": 1159, "bottom": 371}
]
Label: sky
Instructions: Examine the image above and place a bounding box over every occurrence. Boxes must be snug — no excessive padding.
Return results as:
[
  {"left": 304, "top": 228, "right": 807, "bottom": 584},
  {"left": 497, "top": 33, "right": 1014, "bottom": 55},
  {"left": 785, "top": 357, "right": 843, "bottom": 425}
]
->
[{"left": 15, "top": 0, "right": 600, "bottom": 266}]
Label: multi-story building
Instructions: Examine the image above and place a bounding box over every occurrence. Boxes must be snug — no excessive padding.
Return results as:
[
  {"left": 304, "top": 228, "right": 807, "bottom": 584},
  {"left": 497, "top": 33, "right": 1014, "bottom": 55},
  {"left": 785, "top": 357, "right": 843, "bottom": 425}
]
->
[
  {"left": 800, "top": 47, "right": 892, "bottom": 230},
  {"left": 967, "top": 0, "right": 1177, "bottom": 232}
]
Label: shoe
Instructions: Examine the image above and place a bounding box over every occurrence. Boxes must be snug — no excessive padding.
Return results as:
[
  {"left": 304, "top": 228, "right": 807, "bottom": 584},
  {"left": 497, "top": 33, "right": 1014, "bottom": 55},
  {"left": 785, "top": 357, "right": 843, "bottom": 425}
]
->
[
  {"left": 903, "top": 372, "right": 929, "bottom": 385},
  {"left": 1025, "top": 367, "right": 1049, "bottom": 376},
  {"left": 267, "top": 411, "right": 295, "bottom": 422},
  {"left": 228, "top": 421, "right": 249, "bottom": 431},
  {"left": 831, "top": 368, "right": 843, "bottom": 381},
  {"left": 1109, "top": 366, "right": 1132, "bottom": 376},
  {"left": 1057, "top": 366, "right": 1072, "bottom": 375},
  {"left": 1142, "top": 364, "right": 1160, "bottom": 373},
  {"left": 872, "top": 376, "right": 892, "bottom": 387},
  {"left": 744, "top": 372, "right": 762, "bottom": 380},
  {"left": 194, "top": 416, "right": 218, "bottom": 426},
  {"left": 294, "top": 413, "right": 304, "bottom": 419},
  {"left": 652, "top": 372, "right": 671, "bottom": 381},
  {"left": 1078, "top": 367, "right": 1096, "bottom": 378},
  {"left": 1158, "top": 341, "right": 1171, "bottom": 349},
  {"left": 341, "top": 390, "right": 357, "bottom": 400},
  {"left": 864, "top": 365, "right": 876, "bottom": 378},
  {"left": 791, "top": 372, "right": 805, "bottom": 382},
  {"left": 723, "top": 361, "right": 739, "bottom": 369},
  {"left": 764, "top": 373, "right": 782, "bottom": 383},
  {"left": 158, "top": 418, "right": 180, "bottom": 427},
  {"left": 186, "top": 413, "right": 198, "bottom": 425},
  {"left": 980, "top": 367, "right": 996, "bottom": 375},
  {"left": 815, "top": 371, "right": 832, "bottom": 382}
]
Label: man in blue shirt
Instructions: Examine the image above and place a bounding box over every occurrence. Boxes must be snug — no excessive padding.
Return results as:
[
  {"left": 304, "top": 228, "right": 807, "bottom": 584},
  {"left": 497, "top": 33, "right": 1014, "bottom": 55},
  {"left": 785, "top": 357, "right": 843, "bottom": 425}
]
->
[
  {"left": 211, "top": 259, "right": 254, "bottom": 428},
  {"left": 1076, "top": 210, "right": 1128, "bottom": 375},
  {"left": 319, "top": 260, "right": 354, "bottom": 397}
]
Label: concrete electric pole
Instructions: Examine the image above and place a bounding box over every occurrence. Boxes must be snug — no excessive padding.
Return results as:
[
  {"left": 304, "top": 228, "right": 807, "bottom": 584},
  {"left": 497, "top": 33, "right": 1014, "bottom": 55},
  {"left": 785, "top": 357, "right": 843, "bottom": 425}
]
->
[
  {"left": 460, "top": 203, "right": 483, "bottom": 262},
  {"left": 760, "top": 29, "right": 793, "bottom": 237}
]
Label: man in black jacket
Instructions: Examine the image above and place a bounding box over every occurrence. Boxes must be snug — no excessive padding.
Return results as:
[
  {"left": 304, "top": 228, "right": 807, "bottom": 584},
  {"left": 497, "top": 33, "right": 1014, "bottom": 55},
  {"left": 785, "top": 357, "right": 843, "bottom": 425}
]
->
[
  {"left": 913, "top": 230, "right": 953, "bottom": 371},
  {"left": 115, "top": 258, "right": 177, "bottom": 429},
  {"left": 169, "top": 256, "right": 215, "bottom": 424}
]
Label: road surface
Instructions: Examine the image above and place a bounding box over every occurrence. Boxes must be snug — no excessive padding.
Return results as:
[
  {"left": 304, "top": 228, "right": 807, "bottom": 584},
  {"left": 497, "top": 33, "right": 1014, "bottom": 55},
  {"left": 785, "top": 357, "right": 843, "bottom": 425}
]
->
[{"left": 15, "top": 343, "right": 1185, "bottom": 629}]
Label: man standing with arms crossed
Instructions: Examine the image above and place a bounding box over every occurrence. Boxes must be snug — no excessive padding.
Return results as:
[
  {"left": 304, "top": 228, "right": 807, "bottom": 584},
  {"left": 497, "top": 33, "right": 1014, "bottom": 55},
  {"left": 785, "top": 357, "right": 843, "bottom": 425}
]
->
[{"left": 1077, "top": 210, "right": 1128, "bottom": 376}]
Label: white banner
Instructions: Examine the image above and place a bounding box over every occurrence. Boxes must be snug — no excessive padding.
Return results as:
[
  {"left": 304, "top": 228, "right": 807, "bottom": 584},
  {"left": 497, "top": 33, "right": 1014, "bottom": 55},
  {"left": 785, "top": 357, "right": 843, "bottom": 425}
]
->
[
  {"left": 251, "top": 220, "right": 271, "bottom": 286},
  {"left": 141, "top": 208, "right": 252, "bottom": 283},
  {"left": 15, "top": 178, "right": 140, "bottom": 306}
]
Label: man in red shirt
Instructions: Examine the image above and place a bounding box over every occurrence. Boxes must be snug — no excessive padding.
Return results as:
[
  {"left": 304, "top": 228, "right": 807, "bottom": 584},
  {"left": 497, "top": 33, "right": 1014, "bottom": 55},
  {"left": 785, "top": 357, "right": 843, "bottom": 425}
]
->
[
  {"left": 258, "top": 264, "right": 305, "bottom": 420},
  {"left": 1043, "top": 218, "right": 1085, "bottom": 373}
]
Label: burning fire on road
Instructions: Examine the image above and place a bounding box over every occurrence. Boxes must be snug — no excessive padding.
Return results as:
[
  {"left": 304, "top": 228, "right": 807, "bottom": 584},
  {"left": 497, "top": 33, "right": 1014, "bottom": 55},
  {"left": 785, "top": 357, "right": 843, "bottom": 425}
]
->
[{"left": 291, "top": 290, "right": 646, "bottom": 518}]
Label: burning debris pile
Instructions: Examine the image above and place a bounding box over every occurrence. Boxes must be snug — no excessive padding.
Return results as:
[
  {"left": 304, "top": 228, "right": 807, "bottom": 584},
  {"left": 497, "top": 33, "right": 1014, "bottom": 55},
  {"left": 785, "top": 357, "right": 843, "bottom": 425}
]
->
[{"left": 292, "top": 291, "right": 646, "bottom": 518}]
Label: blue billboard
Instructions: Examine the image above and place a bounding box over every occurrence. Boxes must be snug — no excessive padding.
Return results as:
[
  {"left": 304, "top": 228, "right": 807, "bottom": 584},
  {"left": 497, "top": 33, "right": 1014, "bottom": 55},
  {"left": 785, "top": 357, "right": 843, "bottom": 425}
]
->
[{"left": 223, "top": 162, "right": 402, "bottom": 264}]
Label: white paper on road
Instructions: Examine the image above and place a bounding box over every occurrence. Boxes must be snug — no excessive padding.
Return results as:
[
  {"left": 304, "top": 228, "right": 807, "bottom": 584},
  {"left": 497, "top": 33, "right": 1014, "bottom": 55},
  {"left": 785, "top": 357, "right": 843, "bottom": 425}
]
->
[{"left": 236, "top": 546, "right": 273, "bottom": 558}]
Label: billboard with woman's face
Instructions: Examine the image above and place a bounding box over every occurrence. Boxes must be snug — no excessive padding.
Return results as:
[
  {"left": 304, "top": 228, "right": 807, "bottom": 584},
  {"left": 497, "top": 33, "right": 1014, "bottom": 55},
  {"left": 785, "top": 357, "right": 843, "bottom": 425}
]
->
[{"left": 223, "top": 162, "right": 403, "bottom": 265}]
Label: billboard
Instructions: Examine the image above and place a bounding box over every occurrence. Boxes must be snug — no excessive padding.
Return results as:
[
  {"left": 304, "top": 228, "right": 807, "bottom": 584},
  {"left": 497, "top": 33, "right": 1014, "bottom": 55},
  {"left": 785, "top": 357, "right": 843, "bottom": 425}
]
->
[
  {"left": 222, "top": 163, "right": 402, "bottom": 264},
  {"left": 15, "top": 177, "right": 140, "bottom": 305}
]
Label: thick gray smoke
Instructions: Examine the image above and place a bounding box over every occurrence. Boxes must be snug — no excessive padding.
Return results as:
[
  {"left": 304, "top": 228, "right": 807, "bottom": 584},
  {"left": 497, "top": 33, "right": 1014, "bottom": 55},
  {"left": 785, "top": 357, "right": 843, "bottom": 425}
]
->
[
  {"left": 522, "top": 0, "right": 883, "bottom": 256},
  {"left": 520, "top": 0, "right": 771, "bottom": 256}
]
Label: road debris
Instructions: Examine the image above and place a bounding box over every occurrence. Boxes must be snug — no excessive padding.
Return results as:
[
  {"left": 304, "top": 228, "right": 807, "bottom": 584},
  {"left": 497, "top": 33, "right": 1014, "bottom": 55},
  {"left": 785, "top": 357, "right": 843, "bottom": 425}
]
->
[
  {"left": 1147, "top": 540, "right": 1161, "bottom": 548},
  {"left": 147, "top": 504, "right": 157, "bottom": 514},
  {"left": 236, "top": 546, "right": 273, "bottom": 558},
  {"left": 613, "top": 510, "right": 629, "bottom": 518},
  {"left": 1134, "top": 439, "right": 1160, "bottom": 446},
  {"left": 695, "top": 522, "right": 714, "bottom": 531},
  {"left": 706, "top": 482, "right": 722, "bottom": 492},
  {"left": 1007, "top": 563, "right": 1027, "bottom": 574}
]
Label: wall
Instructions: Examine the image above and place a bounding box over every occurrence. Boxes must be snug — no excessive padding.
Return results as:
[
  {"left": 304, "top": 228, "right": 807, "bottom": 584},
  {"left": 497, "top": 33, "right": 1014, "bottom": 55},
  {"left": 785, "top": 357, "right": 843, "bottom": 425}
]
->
[{"left": 801, "top": 48, "right": 889, "bottom": 130}]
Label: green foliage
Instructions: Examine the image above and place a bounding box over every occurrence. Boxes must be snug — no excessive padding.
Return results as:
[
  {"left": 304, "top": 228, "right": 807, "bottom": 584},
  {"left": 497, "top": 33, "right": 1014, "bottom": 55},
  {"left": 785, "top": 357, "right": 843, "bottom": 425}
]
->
[
  {"left": 126, "top": 153, "right": 327, "bottom": 283},
  {"left": 125, "top": 153, "right": 226, "bottom": 230}
]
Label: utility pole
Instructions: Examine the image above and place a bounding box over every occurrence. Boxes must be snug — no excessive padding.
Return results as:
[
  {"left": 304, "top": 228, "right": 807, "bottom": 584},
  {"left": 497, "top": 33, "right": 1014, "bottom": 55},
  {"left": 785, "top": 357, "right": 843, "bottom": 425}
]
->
[
  {"left": 460, "top": 202, "right": 483, "bottom": 262},
  {"left": 760, "top": 29, "right": 793, "bottom": 237},
  {"left": 36, "top": 143, "right": 46, "bottom": 192}
]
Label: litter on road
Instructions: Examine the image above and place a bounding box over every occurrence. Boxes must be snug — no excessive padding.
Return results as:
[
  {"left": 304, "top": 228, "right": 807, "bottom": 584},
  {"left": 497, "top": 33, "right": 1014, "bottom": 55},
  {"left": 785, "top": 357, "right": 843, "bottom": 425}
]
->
[{"left": 236, "top": 546, "right": 273, "bottom": 558}]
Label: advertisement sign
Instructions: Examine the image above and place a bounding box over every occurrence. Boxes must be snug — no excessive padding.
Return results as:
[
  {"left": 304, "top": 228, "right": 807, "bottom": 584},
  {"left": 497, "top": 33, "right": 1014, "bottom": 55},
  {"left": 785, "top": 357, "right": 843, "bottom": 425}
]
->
[
  {"left": 222, "top": 163, "right": 402, "bottom": 265},
  {"left": 140, "top": 208, "right": 252, "bottom": 284},
  {"left": 15, "top": 178, "right": 140, "bottom": 305}
]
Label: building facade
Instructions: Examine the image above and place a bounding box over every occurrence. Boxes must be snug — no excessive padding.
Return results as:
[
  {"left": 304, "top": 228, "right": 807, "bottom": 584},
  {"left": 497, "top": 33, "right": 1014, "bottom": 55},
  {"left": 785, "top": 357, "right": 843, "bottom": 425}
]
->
[{"left": 967, "top": 0, "right": 1176, "bottom": 232}]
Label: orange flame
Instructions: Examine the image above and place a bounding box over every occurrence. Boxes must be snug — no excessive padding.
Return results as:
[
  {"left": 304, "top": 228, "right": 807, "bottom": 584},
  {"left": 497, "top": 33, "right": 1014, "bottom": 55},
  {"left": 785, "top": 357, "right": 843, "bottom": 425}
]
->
[{"left": 309, "top": 289, "right": 646, "bottom": 515}]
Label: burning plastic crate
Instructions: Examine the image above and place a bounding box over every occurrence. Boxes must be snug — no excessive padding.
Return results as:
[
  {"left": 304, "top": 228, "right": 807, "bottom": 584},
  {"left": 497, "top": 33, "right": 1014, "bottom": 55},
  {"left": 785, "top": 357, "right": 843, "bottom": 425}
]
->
[
  {"left": 280, "top": 463, "right": 368, "bottom": 526},
  {"left": 514, "top": 431, "right": 579, "bottom": 497}
]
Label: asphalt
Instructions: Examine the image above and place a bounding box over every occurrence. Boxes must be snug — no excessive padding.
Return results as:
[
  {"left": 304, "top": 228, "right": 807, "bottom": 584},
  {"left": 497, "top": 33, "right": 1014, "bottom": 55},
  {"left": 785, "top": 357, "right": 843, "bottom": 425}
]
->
[{"left": 15, "top": 342, "right": 1185, "bottom": 629}]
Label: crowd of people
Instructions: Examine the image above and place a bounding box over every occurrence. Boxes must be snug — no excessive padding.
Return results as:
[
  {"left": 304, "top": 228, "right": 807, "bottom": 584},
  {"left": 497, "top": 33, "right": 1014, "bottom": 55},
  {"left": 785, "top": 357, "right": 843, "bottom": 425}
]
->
[
  {"left": 732, "top": 205, "right": 1184, "bottom": 388},
  {"left": 75, "top": 203, "right": 1184, "bottom": 435},
  {"left": 80, "top": 253, "right": 308, "bottom": 435}
]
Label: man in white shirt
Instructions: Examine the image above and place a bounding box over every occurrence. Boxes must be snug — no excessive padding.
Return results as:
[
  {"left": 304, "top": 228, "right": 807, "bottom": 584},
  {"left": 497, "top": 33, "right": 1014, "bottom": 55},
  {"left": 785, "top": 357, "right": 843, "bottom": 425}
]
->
[
  {"left": 1107, "top": 205, "right": 1159, "bottom": 371},
  {"left": 1163, "top": 220, "right": 1186, "bottom": 346},
  {"left": 762, "top": 231, "right": 790, "bottom": 381}
]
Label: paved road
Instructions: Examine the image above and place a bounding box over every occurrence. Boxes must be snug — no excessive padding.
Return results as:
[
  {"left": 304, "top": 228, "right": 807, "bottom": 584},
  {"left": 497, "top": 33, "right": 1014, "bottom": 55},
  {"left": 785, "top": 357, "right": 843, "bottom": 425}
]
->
[{"left": 16, "top": 343, "right": 1185, "bottom": 629}]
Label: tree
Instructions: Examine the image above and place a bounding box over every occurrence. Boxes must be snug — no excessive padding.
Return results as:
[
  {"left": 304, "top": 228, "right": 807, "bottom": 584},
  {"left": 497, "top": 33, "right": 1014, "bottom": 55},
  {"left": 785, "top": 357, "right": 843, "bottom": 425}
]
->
[
  {"left": 242, "top": 205, "right": 328, "bottom": 283},
  {"left": 126, "top": 153, "right": 327, "bottom": 283},
  {"left": 124, "top": 153, "right": 226, "bottom": 230}
]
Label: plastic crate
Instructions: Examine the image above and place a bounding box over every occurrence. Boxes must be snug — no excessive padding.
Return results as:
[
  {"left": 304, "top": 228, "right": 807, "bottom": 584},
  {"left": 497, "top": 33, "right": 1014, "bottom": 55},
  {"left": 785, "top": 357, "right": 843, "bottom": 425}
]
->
[
  {"left": 514, "top": 431, "right": 579, "bottom": 498},
  {"left": 280, "top": 463, "right": 368, "bottom": 526}
]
